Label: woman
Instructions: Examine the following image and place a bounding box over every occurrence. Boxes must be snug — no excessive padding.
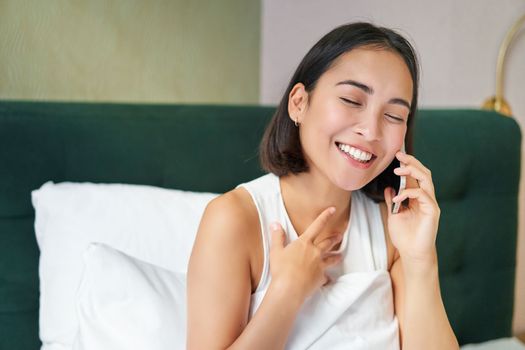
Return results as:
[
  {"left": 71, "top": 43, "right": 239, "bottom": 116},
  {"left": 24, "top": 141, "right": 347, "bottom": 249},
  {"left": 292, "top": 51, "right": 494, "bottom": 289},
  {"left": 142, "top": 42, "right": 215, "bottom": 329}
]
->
[{"left": 187, "top": 22, "right": 459, "bottom": 349}]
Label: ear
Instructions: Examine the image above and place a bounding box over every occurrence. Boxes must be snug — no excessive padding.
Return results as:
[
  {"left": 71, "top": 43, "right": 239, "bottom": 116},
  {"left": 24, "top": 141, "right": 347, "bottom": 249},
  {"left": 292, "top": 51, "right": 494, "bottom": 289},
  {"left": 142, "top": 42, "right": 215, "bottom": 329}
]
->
[{"left": 288, "top": 83, "right": 308, "bottom": 125}]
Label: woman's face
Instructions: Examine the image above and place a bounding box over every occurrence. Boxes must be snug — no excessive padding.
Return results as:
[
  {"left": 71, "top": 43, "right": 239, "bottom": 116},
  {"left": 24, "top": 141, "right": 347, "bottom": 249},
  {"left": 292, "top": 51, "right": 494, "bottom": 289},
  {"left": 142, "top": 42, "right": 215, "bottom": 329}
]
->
[{"left": 290, "top": 47, "right": 413, "bottom": 191}]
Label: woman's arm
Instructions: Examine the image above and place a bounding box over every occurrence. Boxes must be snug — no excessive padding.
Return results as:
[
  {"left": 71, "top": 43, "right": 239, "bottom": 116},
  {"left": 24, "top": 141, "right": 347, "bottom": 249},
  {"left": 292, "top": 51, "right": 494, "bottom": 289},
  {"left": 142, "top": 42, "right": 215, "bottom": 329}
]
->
[
  {"left": 391, "top": 252, "right": 459, "bottom": 349},
  {"left": 383, "top": 151, "right": 459, "bottom": 350},
  {"left": 186, "top": 192, "right": 297, "bottom": 349}
]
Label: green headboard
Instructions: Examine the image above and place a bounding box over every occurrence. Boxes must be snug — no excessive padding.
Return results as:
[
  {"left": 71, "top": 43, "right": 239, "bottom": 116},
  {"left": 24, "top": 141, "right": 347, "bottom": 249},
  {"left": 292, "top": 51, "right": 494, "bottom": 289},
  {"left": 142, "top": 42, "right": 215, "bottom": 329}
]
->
[{"left": 0, "top": 101, "right": 521, "bottom": 348}]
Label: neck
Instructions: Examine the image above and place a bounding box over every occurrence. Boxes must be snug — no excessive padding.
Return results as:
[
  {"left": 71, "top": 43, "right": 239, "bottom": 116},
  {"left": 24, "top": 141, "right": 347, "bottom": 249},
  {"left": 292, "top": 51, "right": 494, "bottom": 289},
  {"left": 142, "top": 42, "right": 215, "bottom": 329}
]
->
[{"left": 279, "top": 170, "right": 351, "bottom": 238}]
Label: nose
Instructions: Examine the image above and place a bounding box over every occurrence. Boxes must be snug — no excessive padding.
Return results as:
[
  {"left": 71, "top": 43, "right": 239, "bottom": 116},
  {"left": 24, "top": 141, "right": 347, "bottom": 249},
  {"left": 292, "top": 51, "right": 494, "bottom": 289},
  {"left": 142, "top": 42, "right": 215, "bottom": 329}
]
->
[{"left": 352, "top": 111, "right": 382, "bottom": 141}]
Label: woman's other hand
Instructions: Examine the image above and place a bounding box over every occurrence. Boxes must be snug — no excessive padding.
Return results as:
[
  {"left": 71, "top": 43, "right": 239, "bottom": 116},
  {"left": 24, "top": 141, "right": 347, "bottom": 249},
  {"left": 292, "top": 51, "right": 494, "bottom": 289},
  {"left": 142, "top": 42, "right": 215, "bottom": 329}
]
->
[{"left": 268, "top": 207, "right": 343, "bottom": 303}]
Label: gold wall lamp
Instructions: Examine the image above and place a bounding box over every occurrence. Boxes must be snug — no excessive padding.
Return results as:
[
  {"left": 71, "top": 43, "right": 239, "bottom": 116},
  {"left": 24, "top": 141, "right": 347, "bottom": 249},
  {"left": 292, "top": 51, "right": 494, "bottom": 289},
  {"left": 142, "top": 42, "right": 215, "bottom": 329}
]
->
[{"left": 482, "top": 14, "right": 525, "bottom": 117}]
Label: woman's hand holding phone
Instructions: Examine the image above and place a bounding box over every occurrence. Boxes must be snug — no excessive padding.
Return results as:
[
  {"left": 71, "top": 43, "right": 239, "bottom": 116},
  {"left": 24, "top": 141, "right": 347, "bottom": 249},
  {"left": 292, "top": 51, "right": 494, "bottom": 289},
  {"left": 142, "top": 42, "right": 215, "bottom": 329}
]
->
[{"left": 384, "top": 151, "right": 441, "bottom": 271}]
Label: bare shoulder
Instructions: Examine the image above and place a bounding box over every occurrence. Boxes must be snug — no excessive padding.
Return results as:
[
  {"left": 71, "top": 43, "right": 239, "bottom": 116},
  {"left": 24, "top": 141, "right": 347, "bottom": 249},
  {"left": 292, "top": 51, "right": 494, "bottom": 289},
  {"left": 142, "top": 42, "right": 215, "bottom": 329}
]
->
[
  {"left": 200, "top": 187, "right": 258, "bottom": 236},
  {"left": 206, "top": 187, "right": 262, "bottom": 291},
  {"left": 191, "top": 187, "right": 260, "bottom": 269},
  {"left": 378, "top": 202, "right": 399, "bottom": 271}
]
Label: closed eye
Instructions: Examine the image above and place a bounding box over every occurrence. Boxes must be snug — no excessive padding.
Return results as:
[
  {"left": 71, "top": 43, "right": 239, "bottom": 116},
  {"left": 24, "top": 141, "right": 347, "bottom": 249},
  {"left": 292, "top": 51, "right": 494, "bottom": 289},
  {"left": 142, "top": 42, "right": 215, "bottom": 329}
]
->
[
  {"left": 385, "top": 114, "right": 405, "bottom": 122},
  {"left": 340, "top": 97, "right": 362, "bottom": 106}
]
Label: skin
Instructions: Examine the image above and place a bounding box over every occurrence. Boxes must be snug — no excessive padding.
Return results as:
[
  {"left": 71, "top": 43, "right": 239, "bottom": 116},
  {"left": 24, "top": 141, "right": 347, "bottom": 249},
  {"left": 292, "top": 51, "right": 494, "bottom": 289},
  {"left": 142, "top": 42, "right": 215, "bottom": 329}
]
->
[{"left": 186, "top": 47, "right": 459, "bottom": 349}]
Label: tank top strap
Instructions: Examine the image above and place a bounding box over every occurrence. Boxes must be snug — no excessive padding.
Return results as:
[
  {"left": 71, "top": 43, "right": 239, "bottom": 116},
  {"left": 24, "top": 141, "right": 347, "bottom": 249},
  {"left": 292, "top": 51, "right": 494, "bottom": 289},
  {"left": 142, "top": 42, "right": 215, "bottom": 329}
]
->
[
  {"left": 353, "top": 190, "right": 388, "bottom": 271},
  {"left": 235, "top": 173, "right": 279, "bottom": 294}
]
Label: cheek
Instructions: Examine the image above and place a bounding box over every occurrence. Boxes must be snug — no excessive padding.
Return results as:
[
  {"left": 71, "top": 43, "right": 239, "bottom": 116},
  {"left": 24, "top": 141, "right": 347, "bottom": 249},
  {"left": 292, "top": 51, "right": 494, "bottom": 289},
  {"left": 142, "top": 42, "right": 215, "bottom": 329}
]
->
[
  {"left": 307, "top": 105, "right": 347, "bottom": 141},
  {"left": 388, "top": 126, "right": 407, "bottom": 151},
  {"left": 381, "top": 128, "right": 406, "bottom": 164}
]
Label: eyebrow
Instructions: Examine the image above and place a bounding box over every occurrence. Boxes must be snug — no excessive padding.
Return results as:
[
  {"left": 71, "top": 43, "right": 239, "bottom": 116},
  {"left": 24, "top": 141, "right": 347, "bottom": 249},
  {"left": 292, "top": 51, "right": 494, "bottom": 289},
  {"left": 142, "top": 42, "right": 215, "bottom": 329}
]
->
[{"left": 335, "top": 79, "right": 411, "bottom": 110}]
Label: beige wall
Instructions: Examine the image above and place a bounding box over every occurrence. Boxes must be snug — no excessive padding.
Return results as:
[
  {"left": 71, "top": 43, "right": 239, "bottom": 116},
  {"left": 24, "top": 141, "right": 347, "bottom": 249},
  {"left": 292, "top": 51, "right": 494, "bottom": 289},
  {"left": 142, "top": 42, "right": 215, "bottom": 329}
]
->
[
  {"left": 261, "top": 0, "right": 525, "bottom": 334},
  {"left": 0, "top": 0, "right": 260, "bottom": 103}
]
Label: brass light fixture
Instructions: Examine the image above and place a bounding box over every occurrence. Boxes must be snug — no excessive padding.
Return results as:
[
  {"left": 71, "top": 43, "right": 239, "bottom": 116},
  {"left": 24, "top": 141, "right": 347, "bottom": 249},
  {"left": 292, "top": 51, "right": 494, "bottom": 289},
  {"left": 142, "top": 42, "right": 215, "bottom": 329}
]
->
[{"left": 482, "top": 14, "right": 525, "bottom": 117}]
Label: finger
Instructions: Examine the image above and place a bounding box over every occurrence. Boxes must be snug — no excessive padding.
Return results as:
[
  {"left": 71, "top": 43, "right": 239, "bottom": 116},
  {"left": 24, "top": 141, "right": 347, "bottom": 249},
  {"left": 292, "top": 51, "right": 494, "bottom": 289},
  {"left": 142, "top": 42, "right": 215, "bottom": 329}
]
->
[
  {"left": 316, "top": 234, "right": 342, "bottom": 252},
  {"left": 302, "top": 207, "right": 336, "bottom": 242},
  {"left": 384, "top": 187, "right": 394, "bottom": 214},
  {"left": 322, "top": 254, "right": 342, "bottom": 267},
  {"left": 395, "top": 152, "right": 432, "bottom": 190},
  {"left": 393, "top": 165, "right": 436, "bottom": 198},
  {"left": 393, "top": 188, "right": 439, "bottom": 214},
  {"left": 395, "top": 152, "right": 430, "bottom": 174},
  {"left": 269, "top": 222, "right": 285, "bottom": 251},
  {"left": 322, "top": 275, "right": 332, "bottom": 286}
]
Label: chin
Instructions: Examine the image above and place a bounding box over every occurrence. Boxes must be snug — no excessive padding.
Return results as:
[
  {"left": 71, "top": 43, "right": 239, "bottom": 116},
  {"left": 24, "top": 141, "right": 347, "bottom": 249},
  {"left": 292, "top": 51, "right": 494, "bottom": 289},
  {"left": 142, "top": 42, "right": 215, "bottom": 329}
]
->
[{"left": 331, "top": 172, "right": 372, "bottom": 192}]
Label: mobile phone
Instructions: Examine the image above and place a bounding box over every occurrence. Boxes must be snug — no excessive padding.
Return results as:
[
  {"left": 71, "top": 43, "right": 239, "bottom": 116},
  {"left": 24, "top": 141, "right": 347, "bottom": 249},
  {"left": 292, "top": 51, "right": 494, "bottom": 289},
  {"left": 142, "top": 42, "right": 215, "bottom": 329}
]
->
[{"left": 391, "top": 143, "right": 406, "bottom": 214}]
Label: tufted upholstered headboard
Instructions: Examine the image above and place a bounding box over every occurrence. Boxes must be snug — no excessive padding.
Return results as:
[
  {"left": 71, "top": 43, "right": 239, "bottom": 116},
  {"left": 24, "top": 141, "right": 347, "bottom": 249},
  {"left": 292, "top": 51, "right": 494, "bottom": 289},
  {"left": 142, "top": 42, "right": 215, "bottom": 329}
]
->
[{"left": 0, "top": 101, "right": 521, "bottom": 348}]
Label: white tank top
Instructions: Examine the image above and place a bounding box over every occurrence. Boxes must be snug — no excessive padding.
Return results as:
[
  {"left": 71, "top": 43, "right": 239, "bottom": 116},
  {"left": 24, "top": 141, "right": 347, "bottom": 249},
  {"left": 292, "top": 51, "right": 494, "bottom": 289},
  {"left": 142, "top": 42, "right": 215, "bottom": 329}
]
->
[{"left": 236, "top": 173, "right": 399, "bottom": 350}]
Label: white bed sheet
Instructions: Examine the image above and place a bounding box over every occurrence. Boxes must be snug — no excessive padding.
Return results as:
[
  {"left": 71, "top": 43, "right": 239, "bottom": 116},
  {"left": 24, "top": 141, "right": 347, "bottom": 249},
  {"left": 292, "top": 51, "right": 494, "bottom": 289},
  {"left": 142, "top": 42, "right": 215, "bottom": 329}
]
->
[{"left": 461, "top": 338, "right": 525, "bottom": 350}]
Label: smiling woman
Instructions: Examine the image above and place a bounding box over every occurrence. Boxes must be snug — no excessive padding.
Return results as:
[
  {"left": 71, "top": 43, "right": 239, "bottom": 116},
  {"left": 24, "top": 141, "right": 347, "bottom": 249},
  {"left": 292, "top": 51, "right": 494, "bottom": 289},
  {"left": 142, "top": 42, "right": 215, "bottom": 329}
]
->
[
  {"left": 187, "top": 22, "right": 459, "bottom": 350},
  {"left": 279, "top": 47, "right": 413, "bottom": 195},
  {"left": 259, "top": 30, "right": 420, "bottom": 204}
]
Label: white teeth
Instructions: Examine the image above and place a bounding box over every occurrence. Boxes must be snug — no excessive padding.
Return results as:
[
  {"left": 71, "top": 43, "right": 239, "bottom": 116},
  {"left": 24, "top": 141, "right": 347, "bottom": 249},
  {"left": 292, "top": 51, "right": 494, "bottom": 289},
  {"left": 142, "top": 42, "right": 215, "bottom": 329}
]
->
[{"left": 338, "top": 143, "right": 373, "bottom": 162}]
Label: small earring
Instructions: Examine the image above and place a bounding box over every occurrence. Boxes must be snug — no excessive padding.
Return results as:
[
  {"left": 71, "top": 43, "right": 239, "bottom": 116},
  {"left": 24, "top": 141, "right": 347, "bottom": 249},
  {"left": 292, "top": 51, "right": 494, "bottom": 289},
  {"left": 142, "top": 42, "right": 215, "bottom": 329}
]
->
[{"left": 294, "top": 119, "right": 299, "bottom": 127}]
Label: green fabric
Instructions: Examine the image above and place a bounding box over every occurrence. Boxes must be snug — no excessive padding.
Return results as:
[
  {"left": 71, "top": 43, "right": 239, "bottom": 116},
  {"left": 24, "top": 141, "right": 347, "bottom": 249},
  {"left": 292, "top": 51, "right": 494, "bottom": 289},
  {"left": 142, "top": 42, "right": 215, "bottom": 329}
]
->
[
  {"left": 0, "top": 101, "right": 521, "bottom": 347},
  {"left": 412, "top": 110, "right": 521, "bottom": 343}
]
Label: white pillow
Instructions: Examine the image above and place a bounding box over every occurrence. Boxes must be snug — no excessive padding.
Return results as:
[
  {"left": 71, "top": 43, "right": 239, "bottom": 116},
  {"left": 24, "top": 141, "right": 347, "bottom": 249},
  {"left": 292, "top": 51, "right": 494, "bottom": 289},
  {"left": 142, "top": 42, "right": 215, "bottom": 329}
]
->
[
  {"left": 31, "top": 182, "right": 217, "bottom": 350},
  {"left": 73, "top": 243, "right": 186, "bottom": 350}
]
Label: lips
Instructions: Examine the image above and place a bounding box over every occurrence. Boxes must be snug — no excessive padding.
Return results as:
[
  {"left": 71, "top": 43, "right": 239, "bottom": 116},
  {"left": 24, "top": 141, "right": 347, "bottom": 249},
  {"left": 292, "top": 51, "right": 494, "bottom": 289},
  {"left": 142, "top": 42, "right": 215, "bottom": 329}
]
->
[
  {"left": 335, "top": 142, "right": 377, "bottom": 169},
  {"left": 335, "top": 142, "right": 377, "bottom": 161}
]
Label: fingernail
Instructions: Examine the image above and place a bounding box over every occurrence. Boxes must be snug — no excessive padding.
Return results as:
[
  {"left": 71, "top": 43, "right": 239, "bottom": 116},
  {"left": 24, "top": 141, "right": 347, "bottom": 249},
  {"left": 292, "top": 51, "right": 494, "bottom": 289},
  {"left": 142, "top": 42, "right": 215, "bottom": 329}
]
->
[
  {"left": 328, "top": 207, "right": 336, "bottom": 214},
  {"left": 270, "top": 222, "right": 279, "bottom": 231}
]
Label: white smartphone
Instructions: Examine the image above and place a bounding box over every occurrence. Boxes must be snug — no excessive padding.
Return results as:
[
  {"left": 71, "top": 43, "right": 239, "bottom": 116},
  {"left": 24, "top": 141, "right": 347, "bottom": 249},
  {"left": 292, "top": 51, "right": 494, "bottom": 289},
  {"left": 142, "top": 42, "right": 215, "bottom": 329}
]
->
[{"left": 391, "top": 143, "right": 406, "bottom": 214}]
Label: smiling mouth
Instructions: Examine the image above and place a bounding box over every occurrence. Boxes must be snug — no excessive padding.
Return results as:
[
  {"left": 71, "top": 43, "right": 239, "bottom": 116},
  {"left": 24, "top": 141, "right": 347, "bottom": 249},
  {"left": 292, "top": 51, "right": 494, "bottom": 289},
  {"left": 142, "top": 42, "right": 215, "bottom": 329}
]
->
[{"left": 335, "top": 142, "right": 377, "bottom": 163}]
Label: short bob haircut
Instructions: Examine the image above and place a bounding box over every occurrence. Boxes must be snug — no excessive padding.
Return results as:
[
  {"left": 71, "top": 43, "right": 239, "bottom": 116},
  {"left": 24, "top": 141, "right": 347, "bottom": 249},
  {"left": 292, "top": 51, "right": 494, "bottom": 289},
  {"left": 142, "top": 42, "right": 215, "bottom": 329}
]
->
[{"left": 259, "top": 22, "right": 420, "bottom": 202}]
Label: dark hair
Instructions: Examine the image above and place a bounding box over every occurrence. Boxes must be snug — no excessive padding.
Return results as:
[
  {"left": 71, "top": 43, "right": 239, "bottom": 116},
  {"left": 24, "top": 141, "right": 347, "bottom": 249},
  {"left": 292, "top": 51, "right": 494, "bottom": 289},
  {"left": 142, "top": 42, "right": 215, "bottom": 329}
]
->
[{"left": 259, "top": 22, "right": 420, "bottom": 202}]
